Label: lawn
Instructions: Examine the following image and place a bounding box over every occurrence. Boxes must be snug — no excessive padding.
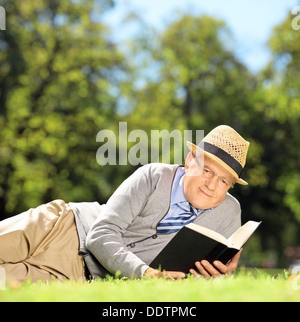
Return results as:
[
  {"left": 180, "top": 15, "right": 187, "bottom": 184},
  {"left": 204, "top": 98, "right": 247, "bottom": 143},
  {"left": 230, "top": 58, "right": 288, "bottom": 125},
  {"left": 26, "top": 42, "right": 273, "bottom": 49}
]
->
[{"left": 0, "top": 268, "right": 299, "bottom": 302}]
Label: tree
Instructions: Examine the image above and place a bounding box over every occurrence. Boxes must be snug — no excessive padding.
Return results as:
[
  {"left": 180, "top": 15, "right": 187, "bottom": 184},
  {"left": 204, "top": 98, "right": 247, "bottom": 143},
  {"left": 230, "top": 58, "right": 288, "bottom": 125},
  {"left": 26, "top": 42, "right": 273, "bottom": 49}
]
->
[
  {"left": 0, "top": 0, "right": 124, "bottom": 219},
  {"left": 244, "top": 12, "right": 300, "bottom": 265}
]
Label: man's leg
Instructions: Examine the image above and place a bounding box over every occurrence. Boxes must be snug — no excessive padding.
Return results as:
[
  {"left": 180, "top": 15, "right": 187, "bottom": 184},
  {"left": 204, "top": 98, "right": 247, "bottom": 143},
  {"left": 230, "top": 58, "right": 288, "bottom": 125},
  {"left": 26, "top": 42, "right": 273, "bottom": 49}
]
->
[
  {"left": 0, "top": 262, "right": 54, "bottom": 283},
  {"left": 0, "top": 200, "right": 85, "bottom": 283}
]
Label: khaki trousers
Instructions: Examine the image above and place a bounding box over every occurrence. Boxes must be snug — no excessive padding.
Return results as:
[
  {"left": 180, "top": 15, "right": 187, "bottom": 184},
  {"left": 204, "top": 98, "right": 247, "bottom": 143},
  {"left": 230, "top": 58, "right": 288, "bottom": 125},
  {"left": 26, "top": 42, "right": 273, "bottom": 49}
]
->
[{"left": 0, "top": 200, "right": 85, "bottom": 283}]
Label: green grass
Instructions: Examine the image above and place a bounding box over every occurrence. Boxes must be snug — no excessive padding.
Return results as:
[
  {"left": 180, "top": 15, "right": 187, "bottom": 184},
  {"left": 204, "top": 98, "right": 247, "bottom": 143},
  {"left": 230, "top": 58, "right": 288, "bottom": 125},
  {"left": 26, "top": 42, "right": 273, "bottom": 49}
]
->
[{"left": 0, "top": 269, "right": 299, "bottom": 302}]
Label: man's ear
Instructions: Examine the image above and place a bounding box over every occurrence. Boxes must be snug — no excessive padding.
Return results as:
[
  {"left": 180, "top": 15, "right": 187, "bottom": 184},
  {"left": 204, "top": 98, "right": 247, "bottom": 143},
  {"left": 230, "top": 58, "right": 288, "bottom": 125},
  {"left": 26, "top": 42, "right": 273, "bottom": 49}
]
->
[{"left": 185, "top": 151, "right": 194, "bottom": 169}]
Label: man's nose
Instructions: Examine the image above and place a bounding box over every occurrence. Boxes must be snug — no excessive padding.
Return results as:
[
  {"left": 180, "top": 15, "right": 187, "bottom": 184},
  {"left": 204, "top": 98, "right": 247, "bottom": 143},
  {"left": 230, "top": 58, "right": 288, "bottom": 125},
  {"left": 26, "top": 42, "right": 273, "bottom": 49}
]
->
[{"left": 205, "top": 175, "right": 219, "bottom": 190}]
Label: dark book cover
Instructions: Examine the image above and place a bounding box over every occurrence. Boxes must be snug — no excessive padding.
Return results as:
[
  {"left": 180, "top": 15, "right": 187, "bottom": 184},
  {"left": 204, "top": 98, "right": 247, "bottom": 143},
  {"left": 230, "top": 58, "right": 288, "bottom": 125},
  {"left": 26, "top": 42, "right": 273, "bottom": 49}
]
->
[{"left": 150, "top": 226, "right": 239, "bottom": 274}]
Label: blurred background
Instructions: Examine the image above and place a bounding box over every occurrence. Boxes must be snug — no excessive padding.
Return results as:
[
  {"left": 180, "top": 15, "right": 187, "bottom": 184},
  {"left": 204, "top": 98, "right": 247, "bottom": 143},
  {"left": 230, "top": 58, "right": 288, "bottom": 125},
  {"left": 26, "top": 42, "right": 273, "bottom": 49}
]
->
[{"left": 0, "top": 0, "right": 300, "bottom": 269}]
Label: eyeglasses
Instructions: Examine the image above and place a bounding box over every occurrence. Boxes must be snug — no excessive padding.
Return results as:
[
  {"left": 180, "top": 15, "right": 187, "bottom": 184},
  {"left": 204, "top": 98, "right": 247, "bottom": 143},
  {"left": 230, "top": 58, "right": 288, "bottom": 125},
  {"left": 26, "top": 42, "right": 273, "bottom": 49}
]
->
[{"left": 192, "top": 152, "right": 234, "bottom": 190}]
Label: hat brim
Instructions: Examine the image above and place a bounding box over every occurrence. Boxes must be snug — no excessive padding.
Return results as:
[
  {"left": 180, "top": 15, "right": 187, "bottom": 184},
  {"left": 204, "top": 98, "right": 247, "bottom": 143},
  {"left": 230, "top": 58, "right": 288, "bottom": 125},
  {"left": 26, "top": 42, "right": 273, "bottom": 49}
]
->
[{"left": 186, "top": 141, "right": 248, "bottom": 185}]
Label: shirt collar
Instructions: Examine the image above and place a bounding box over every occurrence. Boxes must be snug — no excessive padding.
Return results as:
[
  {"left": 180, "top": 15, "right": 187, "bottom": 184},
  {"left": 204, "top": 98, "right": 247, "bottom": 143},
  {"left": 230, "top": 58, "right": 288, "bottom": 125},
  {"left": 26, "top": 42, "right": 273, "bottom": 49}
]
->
[{"left": 170, "top": 166, "right": 187, "bottom": 205}]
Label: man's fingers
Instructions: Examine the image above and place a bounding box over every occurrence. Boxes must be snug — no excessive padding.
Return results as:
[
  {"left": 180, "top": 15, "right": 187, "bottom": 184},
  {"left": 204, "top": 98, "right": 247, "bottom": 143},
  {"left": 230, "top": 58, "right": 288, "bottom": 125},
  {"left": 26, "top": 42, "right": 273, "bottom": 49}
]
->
[
  {"left": 213, "top": 261, "right": 227, "bottom": 274},
  {"left": 226, "top": 249, "right": 243, "bottom": 273},
  {"left": 191, "top": 250, "right": 243, "bottom": 278},
  {"left": 194, "top": 261, "right": 212, "bottom": 278},
  {"left": 231, "top": 249, "right": 242, "bottom": 265},
  {"left": 150, "top": 270, "right": 186, "bottom": 279},
  {"left": 193, "top": 260, "right": 225, "bottom": 278},
  {"left": 163, "top": 271, "right": 186, "bottom": 279},
  {"left": 201, "top": 260, "right": 222, "bottom": 277}
]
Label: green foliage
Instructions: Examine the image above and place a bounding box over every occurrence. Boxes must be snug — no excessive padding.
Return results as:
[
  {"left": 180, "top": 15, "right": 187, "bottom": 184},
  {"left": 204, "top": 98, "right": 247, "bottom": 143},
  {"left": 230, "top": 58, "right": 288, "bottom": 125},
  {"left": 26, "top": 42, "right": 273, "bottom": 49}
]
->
[
  {"left": 265, "top": 13, "right": 300, "bottom": 223},
  {"left": 0, "top": 0, "right": 123, "bottom": 216}
]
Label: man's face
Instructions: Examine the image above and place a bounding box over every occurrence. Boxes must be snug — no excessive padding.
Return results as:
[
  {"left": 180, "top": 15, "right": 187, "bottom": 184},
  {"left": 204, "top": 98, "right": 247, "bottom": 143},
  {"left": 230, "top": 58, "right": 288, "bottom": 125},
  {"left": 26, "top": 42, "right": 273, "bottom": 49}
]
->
[{"left": 183, "top": 152, "right": 235, "bottom": 210}]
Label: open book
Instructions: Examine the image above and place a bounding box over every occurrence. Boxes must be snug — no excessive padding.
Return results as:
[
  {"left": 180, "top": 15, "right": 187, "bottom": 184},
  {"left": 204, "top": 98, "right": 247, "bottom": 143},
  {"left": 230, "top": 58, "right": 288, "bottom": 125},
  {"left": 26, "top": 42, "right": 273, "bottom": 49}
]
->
[{"left": 150, "top": 221, "right": 261, "bottom": 273}]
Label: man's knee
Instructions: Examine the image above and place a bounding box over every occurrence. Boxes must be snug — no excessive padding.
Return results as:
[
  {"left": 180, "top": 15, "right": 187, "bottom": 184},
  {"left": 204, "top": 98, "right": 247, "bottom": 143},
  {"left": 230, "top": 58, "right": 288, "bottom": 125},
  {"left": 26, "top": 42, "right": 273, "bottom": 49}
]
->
[{"left": 1, "top": 262, "right": 56, "bottom": 284}]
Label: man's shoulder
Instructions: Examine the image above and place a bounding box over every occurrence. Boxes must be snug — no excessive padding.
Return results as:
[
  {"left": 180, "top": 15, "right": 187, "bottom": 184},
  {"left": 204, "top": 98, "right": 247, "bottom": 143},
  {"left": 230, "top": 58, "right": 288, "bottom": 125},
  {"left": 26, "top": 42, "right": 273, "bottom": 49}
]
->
[
  {"left": 224, "top": 192, "right": 241, "bottom": 208},
  {"left": 213, "top": 192, "right": 241, "bottom": 215},
  {"left": 139, "top": 162, "right": 180, "bottom": 172},
  {"left": 116, "top": 163, "right": 180, "bottom": 195},
  {"left": 209, "top": 193, "right": 241, "bottom": 237},
  {"left": 138, "top": 163, "right": 180, "bottom": 179}
]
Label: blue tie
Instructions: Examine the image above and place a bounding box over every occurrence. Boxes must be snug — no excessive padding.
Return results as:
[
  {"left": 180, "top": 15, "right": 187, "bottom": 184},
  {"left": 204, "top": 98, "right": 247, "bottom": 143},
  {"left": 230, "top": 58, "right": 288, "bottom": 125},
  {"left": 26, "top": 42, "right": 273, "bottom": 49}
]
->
[{"left": 157, "top": 202, "right": 198, "bottom": 234}]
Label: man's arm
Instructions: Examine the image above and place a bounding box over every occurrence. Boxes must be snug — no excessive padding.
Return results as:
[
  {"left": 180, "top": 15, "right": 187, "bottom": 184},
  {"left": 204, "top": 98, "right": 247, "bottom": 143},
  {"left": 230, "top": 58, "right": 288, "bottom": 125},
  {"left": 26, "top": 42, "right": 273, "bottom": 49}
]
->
[{"left": 86, "top": 166, "right": 153, "bottom": 279}]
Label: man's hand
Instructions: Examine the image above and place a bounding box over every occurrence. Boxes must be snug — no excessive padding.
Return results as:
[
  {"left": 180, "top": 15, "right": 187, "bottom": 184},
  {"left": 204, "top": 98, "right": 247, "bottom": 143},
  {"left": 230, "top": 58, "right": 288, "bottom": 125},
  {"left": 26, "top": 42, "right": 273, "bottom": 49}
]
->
[
  {"left": 144, "top": 267, "right": 186, "bottom": 279},
  {"left": 189, "top": 249, "right": 242, "bottom": 279}
]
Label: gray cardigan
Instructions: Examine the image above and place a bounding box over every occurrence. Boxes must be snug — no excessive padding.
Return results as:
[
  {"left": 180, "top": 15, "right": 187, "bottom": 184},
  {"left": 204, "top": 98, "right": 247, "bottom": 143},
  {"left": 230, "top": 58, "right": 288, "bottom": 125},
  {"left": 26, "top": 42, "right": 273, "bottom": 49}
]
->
[{"left": 70, "top": 163, "right": 241, "bottom": 279}]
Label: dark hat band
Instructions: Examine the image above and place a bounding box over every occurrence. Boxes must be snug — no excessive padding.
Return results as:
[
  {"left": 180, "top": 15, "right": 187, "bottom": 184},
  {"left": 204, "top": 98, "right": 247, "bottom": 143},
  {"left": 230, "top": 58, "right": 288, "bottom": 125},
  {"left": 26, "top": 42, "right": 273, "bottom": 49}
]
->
[{"left": 198, "top": 141, "right": 243, "bottom": 178}]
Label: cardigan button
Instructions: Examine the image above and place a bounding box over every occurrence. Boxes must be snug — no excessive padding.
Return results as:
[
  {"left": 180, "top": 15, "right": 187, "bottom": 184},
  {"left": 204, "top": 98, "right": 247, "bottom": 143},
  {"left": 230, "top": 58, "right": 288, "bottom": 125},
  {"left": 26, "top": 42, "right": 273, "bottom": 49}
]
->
[
  {"left": 152, "top": 234, "right": 157, "bottom": 239},
  {"left": 130, "top": 243, "right": 135, "bottom": 248}
]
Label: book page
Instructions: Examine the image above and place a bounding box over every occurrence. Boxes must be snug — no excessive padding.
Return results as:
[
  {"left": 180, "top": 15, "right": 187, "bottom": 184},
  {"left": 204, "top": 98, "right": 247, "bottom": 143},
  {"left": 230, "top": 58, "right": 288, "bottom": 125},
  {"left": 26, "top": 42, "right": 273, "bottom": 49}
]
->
[
  {"left": 228, "top": 221, "right": 261, "bottom": 249},
  {"left": 186, "top": 223, "right": 229, "bottom": 246}
]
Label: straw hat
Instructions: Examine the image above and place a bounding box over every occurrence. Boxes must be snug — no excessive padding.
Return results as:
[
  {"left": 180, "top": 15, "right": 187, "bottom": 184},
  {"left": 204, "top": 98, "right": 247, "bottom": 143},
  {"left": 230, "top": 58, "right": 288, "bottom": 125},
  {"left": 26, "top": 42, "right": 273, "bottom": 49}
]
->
[{"left": 186, "top": 125, "right": 250, "bottom": 185}]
